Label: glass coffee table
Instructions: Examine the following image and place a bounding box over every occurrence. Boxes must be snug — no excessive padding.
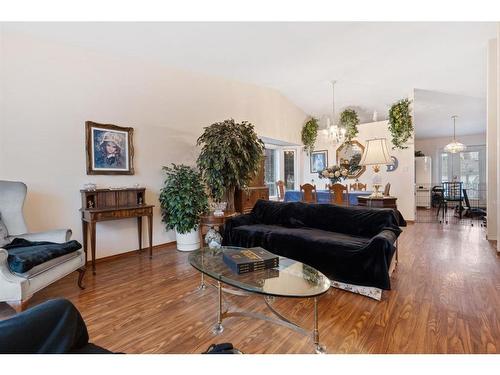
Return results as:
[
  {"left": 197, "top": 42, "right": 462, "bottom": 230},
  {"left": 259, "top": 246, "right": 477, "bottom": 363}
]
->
[{"left": 189, "top": 246, "right": 331, "bottom": 353}]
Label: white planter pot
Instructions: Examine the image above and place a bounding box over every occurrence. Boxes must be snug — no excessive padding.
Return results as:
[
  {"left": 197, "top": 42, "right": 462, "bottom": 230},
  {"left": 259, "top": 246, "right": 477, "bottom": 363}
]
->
[{"left": 175, "top": 228, "right": 200, "bottom": 251}]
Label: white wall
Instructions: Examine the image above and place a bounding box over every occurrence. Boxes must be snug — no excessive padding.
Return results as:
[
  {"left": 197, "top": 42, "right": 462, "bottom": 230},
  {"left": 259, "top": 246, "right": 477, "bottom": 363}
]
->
[
  {"left": 0, "top": 24, "right": 4, "bottom": 177},
  {"left": 302, "top": 121, "right": 415, "bottom": 221},
  {"left": 0, "top": 26, "right": 308, "bottom": 259},
  {"left": 497, "top": 23, "right": 500, "bottom": 253},
  {"left": 415, "top": 133, "right": 487, "bottom": 184},
  {"left": 487, "top": 38, "right": 498, "bottom": 240}
]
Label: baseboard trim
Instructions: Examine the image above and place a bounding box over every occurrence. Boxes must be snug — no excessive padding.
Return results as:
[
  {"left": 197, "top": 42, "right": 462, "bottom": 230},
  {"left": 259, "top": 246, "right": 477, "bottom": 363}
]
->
[{"left": 85, "top": 241, "right": 177, "bottom": 266}]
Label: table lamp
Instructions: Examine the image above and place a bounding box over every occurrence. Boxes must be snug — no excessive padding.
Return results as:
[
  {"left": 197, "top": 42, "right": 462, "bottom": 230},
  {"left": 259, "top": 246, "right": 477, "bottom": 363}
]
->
[{"left": 359, "top": 138, "right": 393, "bottom": 198}]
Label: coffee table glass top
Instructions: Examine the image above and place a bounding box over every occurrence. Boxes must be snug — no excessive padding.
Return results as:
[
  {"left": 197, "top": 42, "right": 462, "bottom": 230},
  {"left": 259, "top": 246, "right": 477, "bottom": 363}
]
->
[{"left": 189, "top": 246, "right": 331, "bottom": 298}]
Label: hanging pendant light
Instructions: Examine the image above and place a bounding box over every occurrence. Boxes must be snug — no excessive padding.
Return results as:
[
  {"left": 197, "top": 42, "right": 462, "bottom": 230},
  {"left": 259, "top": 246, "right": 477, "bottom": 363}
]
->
[
  {"left": 444, "top": 115, "right": 466, "bottom": 153},
  {"left": 320, "top": 80, "right": 346, "bottom": 144}
]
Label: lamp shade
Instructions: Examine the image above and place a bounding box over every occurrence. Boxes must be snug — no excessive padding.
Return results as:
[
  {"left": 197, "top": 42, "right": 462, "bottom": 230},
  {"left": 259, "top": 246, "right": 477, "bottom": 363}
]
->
[{"left": 359, "top": 138, "right": 393, "bottom": 166}]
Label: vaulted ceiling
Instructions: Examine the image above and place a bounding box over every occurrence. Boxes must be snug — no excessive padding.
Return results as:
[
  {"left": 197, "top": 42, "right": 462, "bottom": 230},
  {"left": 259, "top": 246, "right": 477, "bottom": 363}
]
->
[{"left": 4, "top": 22, "right": 497, "bottom": 136}]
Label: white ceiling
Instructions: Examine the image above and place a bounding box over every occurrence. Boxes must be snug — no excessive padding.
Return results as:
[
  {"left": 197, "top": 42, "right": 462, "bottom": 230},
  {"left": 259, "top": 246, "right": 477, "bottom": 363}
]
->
[
  {"left": 414, "top": 89, "right": 486, "bottom": 138},
  {"left": 4, "top": 22, "right": 497, "bottom": 137}
]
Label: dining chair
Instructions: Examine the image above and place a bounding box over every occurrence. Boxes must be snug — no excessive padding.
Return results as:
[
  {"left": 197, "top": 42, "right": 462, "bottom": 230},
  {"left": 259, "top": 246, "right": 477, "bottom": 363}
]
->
[
  {"left": 462, "top": 189, "right": 486, "bottom": 219},
  {"left": 350, "top": 182, "right": 367, "bottom": 191},
  {"left": 327, "top": 183, "right": 349, "bottom": 206},
  {"left": 276, "top": 180, "right": 285, "bottom": 201},
  {"left": 300, "top": 183, "right": 317, "bottom": 203},
  {"left": 433, "top": 186, "right": 447, "bottom": 222}
]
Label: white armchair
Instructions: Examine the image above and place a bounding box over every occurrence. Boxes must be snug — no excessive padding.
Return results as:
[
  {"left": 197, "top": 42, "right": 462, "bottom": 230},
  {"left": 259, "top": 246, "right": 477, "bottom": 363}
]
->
[{"left": 0, "top": 181, "right": 86, "bottom": 312}]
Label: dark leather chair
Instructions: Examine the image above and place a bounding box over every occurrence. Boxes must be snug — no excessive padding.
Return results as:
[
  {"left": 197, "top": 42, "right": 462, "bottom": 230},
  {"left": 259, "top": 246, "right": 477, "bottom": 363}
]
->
[
  {"left": 0, "top": 298, "right": 113, "bottom": 354},
  {"left": 462, "top": 189, "right": 486, "bottom": 219}
]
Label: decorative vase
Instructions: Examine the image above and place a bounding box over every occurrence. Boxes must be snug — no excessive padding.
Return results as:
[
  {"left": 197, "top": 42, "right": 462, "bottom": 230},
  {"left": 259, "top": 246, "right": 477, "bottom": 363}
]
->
[
  {"left": 205, "top": 228, "right": 222, "bottom": 249},
  {"left": 175, "top": 228, "right": 200, "bottom": 251}
]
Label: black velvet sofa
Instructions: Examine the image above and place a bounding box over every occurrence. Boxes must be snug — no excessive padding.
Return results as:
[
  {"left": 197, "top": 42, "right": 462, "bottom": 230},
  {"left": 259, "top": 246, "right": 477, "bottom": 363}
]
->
[
  {"left": 223, "top": 200, "right": 406, "bottom": 290},
  {"left": 0, "top": 298, "right": 112, "bottom": 354}
]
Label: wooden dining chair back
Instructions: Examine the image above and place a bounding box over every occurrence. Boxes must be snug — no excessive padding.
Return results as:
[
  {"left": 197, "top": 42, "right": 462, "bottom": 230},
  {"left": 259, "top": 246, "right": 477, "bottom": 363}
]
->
[
  {"left": 350, "top": 182, "right": 367, "bottom": 191},
  {"left": 300, "top": 183, "right": 317, "bottom": 203},
  {"left": 276, "top": 180, "right": 285, "bottom": 201},
  {"left": 327, "top": 183, "right": 349, "bottom": 206}
]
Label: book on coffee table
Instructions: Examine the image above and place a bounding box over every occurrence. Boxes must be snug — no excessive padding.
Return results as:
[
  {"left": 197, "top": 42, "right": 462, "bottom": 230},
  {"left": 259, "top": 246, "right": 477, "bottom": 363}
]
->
[{"left": 222, "top": 247, "right": 279, "bottom": 274}]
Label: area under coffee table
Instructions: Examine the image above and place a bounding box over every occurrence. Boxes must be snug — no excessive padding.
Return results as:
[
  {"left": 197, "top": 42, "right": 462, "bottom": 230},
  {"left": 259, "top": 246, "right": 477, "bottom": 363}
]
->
[{"left": 188, "top": 246, "right": 331, "bottom": 354}]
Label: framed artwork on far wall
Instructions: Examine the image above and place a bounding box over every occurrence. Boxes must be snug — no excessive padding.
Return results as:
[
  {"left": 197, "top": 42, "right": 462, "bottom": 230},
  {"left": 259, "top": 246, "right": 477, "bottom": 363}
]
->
[
  {"left": 85, "top": 121, "right": 134, "bottom": 175},
  {"left": 310, "top": 150, "right": 328, "bottom": 173}
]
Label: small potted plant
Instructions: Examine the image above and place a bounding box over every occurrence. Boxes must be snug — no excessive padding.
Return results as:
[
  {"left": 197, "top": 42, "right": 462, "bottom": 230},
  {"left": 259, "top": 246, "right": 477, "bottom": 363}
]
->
[{"left": 159, "top": 164, "right": 208, "bottom": 251}]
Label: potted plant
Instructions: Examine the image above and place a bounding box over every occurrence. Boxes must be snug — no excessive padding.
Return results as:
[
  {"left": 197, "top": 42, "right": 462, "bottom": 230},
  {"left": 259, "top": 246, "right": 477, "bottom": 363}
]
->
[
  {"left": 159, "top": 164, "right": 208, "bottom": 251},
  {"left": 388, "top": 98, "right": 413, "bottom": 149},
  {"left": 196, "top": 119, "right": 264, "bottom": 211},
  {"left": 301, "top": 117, "right": 319, "bottom": 155},
  {"left": 339, "top": 109, "right": 359, "bottom": 144}
]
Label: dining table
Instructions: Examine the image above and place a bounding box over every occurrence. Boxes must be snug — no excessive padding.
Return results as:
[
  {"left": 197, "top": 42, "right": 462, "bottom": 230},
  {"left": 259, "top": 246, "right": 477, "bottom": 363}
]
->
[{"left": 284, "top": 189, "right": 372, "bottom": 206}]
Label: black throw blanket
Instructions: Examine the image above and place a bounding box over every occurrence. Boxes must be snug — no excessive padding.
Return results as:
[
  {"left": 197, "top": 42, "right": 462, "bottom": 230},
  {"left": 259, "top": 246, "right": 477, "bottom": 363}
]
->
[
  {"left": 223, "top": 200, "right": 405, "bottom": 290},
  {"left": 4, "top": 238, "right": 82, "bottom": 274}
]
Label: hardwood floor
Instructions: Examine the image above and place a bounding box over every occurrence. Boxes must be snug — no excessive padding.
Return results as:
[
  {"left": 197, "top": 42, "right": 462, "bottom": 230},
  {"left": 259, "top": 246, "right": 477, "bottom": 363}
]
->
[{"left": 1, "top": 222, "right": 499, "bottom": 354}]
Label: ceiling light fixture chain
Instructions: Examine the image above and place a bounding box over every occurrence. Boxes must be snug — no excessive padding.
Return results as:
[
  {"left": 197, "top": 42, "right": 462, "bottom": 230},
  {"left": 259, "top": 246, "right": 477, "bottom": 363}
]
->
[{"left": 321, "top": 80, "right": 346, "bottom": 144}]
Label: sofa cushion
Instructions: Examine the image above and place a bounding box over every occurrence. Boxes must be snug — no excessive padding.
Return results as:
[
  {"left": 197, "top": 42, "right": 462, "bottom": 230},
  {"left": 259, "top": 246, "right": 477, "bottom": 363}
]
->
[
  {"left": 229, "top": 223, "right": 396, "bottom": 289},
  {"left": 3, "top": 238, "right": 82, "bottom": 274},
  {"left": 251, "top": 200, "right": 404, "bottom": 238},
  {"left": 14, "top": 250, "right": 82, "bottom": 278},
  {"left": 233, "top": 224, "right": 371, "bottom": 251}
]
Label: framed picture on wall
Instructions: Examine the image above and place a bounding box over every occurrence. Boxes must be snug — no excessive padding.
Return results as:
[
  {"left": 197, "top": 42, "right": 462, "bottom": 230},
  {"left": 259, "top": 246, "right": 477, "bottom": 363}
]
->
[
  {"left": 85, "top": 121, "right": 134, "bottom": 175},
  {"left": 310, "top": 150, "right": 328, "bottom": 173}
]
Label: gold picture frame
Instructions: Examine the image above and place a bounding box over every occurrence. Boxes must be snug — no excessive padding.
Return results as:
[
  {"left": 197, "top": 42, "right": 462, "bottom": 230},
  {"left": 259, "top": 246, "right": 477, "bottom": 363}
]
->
[
  {"left": 85, "top": 121, "right": 134, "bottom": 175},
  {"left": 336, "top": 140, "right": 365, "bottom": 179}
]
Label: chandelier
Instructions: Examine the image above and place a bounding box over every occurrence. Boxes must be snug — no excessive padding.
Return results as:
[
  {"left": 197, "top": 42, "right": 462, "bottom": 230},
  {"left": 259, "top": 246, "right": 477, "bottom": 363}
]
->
[
  {"left": 320, "top": 80, "right": 346, "bottom": 144},
  {"left": 444, "top": 115, "right": 466, "bottom": 153}
]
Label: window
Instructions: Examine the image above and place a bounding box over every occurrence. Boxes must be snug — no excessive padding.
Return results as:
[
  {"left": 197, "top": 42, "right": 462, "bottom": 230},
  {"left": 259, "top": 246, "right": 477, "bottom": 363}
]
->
[
  {"left": 284, "top": 150, "right": 295, "bottom": 190},
  {"left": 264, "top": 148, "right": 278, "bottom": 197},
  {"left": 440, "top": 153, "right": 449, "bottom": 183},
  {"left": 439, "top": 145, "right": 486, "bottom": 202}
]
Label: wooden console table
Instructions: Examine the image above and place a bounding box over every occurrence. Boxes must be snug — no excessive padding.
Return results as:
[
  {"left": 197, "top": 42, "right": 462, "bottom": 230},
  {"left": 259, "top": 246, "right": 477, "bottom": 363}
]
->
[
  {"left": 357, "top": 196, "right": 397, "bottom": 209},
  {"left": 80, "top": 188, "right": 154, "bottom": 275}
]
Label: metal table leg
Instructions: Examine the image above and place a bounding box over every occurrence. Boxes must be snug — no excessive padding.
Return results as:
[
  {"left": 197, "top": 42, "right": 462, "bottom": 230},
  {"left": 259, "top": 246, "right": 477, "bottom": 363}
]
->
[
  {"left": 313, "top": 297, "right": 326, "bottom": 354},
  {"left": 198, "top": 273, "right": 207, "bottom": 291},
  {"left": 212, "top": 281, "right": 224, "bottom": 334}
]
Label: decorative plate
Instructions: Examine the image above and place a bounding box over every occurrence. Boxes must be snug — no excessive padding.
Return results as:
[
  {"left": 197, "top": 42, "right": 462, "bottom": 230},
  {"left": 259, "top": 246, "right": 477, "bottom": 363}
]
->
[{"left": 386, "top": 156, "right": 398, "bottom": 172}]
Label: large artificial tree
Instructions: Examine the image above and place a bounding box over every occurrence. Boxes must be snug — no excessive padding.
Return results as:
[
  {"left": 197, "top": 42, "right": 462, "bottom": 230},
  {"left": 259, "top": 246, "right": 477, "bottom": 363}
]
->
[{"left": 196, "top": 119, "right": 264, "bottom": 211}]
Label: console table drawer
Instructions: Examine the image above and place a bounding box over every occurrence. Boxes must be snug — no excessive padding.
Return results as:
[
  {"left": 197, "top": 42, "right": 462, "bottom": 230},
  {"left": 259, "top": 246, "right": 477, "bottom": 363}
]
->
[
  {"left": 91, "top": 207, "right": 152, "bottom": 221},
  {"left": 94, "top": 211, "right": 118, "bottom": 220}
]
